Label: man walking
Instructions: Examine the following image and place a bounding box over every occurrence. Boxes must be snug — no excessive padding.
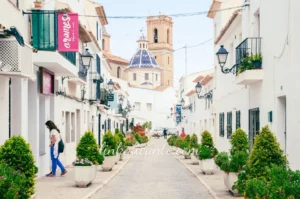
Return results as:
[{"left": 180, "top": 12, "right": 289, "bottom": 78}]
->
[{"left": 163, "top": 128, "right": 167, "bottom": 139}]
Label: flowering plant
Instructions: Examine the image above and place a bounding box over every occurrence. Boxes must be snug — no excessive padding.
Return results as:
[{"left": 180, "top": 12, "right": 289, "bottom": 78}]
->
[{"left": 73, "top": 158, "right": 93, "bottom": 166}]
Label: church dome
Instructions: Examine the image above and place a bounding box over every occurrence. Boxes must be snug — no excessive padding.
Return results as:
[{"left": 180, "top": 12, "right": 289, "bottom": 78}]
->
[{"left": 127, "top": 50, "right": 162, "bottom": 70}]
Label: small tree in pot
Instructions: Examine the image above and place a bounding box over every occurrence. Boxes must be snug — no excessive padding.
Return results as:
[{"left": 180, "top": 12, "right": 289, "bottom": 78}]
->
[
  {"left": 215, "top": 128, "right": 249, "bottom": 195},
  {"left": 101, "top": 131, "right": 118, "bottom": 171},
  {"left": 75, "top": 131, "right": 104, "bottom": 187},
  {"left": 190, "top": 134, "right": 199, "bottom": 164},
  {"left": 182, "top": 135, "right": 192, "bottom": 159},
  {"left": 198, "top": 131, "right": 218, "bottom": 175}
]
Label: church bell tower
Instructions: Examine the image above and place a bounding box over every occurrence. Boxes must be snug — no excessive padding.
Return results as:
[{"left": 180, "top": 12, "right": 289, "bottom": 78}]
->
[{"left": 147, "top": 15, "right": 173, "bottom": 87}]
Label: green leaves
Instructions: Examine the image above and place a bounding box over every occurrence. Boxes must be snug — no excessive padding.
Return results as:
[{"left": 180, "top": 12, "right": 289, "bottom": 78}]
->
[
  {"left": 76, "top": 131, "right": 103, "bottom": 165},
  {"left": 0, "top": 136, "right": 37, "bottom": 199},
  {"left": 190, "top": 134, "right": 198, "bottom": 148},
  {"left": 102, "top": 131, "right": 118, "bottom": 156},
  {"left": 199, "top": 131, "right": 218, "bottom": 160},
  {"left": 167, "top": 135, "right": 177, "bottom": 146}
]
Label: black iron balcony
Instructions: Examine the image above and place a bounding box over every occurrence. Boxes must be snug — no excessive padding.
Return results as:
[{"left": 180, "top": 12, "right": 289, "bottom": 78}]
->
[
  {"left": 100, "top": 88, "right": 109, "bottom": 106},
  {"left": 31, "top": 10, "right": 76, "bottom": 66},
  {"left": 235, "top": 37, "right": 262, "bottom": 75}
]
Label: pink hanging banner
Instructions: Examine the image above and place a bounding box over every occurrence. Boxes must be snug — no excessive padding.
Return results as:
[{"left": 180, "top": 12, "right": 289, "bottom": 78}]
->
[{"left": 57, "top": 13, "right": 79, "bottom": 52}]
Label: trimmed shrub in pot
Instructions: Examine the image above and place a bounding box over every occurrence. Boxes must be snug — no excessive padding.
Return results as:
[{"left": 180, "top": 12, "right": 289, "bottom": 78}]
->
[
  {"left": 198, "top": 131, "right": 218, "bottom": 175},
  {"left": 233, "top": 126, "right": 288, "bottom": 198},
  {"left": 116, "top": 132, "right": 127, "bottom": 161},
  {"left": 75, "top": 131, "right": 103, "bottom": 187},
  {"left": 167, "top": 135, "right": 177, "bottom": 152},
  {"left": 0, "top": 136, "right": 38, "bottom": 198},
  {"left": 0, "top": 163, "right": 27, "bottom": 199},
  {"left": 182, "top": 135, "right": 192, "bottom": 159},
  {"left": 101, "top": 131, "right": 118, "bottom": 171},
  {"left": 214, "top": 128, "right": 249, "bottom": 195},
  {"left": 190, "top": 134, "right": 199, "bottom": 164}
]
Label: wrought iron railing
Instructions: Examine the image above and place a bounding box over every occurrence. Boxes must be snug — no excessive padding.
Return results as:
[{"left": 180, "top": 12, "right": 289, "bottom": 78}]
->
[
  {"left": 60, "top": 52, "right": 76, "bottom": 65},
  {"left": 235, "top": 37, "right": 262, "bottom": 75},
  {"left": 100, "top": 88, "right": 108, "bottom": 106}
]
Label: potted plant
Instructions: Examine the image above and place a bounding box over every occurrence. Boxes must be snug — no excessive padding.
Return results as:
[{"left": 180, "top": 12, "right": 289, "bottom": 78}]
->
[
  {"left": 182, "top": 135, "right": 192, "bottom": 159},
  {"left": 101, "top": 131, "right": 118, "bottom": 171},
  {"left": 190, "top": 134, "right": 199, "bottom": 165},
  {"left": 251, "top": 53, "right": 262, "bottom": 69},
  {"left": 116, "top": 132, "right": 127, "bottom": 161},
  {"left": 198, "top": 131, "right": 218, "bottom": 175},
  {"left": 233, "top": 126, "right": 288, "bottom": 198},
  {"left": 175, "top": 137, "right": 184, "bottom": 155},
  {"left": 33, "top": 0, "right": 43, "bottom": 9},
  {"left": 0, "top": 136, "right": 38, "bottom": 198},
  {"left": 75, "top": 131, "right": 104, "bottom": 187},
  {"left": 114, "top": 133, "right": 121, "bottom": 164},
  {"left": 167, "top": 135, "right": 177, "bottom": 152},
  {"left": 215, "top": 128, "right": 249, "bottom": 195},
  {"left": 124, "top": 135, "right": 136, "bottom": 153}
]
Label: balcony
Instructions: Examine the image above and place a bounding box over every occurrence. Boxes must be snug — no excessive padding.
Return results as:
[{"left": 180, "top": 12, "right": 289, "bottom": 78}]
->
[
  {"left": 0, "top": 39, "right": 33, "bottom": 78},
  {"left": 68, "top": 60, "right": 87, "bottom": 85},
  {"left": 100, "top": 88, "right": 109, "bottom": 106},
  {"left": 235, "top": 38, "right": 264, "bottom": 85},
  {"left": 31, "top": 10, "right": 78, "bottom": 76}
]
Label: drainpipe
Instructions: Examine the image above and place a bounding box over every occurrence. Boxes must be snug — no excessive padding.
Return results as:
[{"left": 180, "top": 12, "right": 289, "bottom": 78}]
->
[{"left": 98, "top": 112, "right": 101, "bottom": 146}]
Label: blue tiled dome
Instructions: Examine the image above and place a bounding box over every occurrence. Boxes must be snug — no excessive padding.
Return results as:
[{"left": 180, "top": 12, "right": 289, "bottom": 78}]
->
[{"left": 127, "top": 50, "right": 162, "bottom": 70}]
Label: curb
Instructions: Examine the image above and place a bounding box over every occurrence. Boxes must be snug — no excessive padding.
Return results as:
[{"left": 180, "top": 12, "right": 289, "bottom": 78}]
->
[
  {"left": 82, "top": 154, "right": 133, "bottom": 199},
  {"left": 173, "top": 154, "right": 221, "bottom": 199}
]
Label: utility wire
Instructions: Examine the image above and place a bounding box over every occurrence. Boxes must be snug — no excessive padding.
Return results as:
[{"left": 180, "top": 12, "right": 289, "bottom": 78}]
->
[
  {"left": 80, "top": 4, "right": 247, "bottom": 19},
  {"left": 24, "top": 4, "right": 248, "bottom": 19}
]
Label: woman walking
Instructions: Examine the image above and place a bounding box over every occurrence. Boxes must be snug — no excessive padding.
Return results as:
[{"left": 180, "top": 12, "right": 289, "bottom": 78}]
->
[{"left": 45, "top": 120, "right": 67, "bottom": 177}]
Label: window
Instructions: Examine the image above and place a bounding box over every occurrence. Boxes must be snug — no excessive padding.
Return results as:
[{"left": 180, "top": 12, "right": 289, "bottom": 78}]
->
[
  {"left": 219, "top": 113, "right": 224, "bottom": 137},
  {"left": 135, "top": 102, "right": 141, "bottom": 111},
  {"left": 227, "top": 112, "right": 232, "bottom": 138},
  {"left": 143, "top": 44, "right": 145, "bottom": 48},
  {"left": 156, "top": 74, "right": 158, "bottom": 81},
  {"left": 145, "top": 73, "right": 149, "bottom": 80},
  {"left": 117, "top": 67, "right": 121, "bottom": 78},
  {"left": 154, "top": 28, "right": 158, "bottom": 43},
  {"left": 236, "top": 111, "right": 241, "bottom": 129},
  {"left": 140, "top": 44, "right": 142, "bottom": 48},
  {"left": 71, "top": 113, "right": 75, "bottom": 142},
  {"left": 167, "top": 29, "right": 170, "bottom": 44},
  {"left": 66, "top": 112, "right": 70, "bottom": 143},
  {"left": 147, "top": 103, "right": 152, "bottom": 111},
  {"left": 133, "top": 73, "right": 137, "bottom": 81},
  {"left": 168, "top": 56, "right": 170, "bottom": 64},
  {"left": 108, "top": 119, "right": 111, "bottom": 130},
  {"left": 102, "top": 39, "right": 105, "bottom": 50}
]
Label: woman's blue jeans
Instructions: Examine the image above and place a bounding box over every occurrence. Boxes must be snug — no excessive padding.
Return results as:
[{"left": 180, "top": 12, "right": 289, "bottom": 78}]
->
[{"left": 50, "top": 146, "right": 65, "bottom": 175}]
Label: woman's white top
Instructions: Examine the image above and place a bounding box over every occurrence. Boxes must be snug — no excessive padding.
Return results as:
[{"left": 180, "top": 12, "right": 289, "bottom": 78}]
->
[{"left": 50, "top": 129, "right": 61, "bottom": 158}]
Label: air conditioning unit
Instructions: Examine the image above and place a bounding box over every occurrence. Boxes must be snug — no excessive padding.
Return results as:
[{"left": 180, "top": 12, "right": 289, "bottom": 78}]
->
[{"left": 0, "top": 39, "right": 19, "bottom": 72}]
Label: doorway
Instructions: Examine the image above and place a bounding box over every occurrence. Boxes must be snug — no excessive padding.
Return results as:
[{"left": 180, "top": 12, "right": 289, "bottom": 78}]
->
[
  {"left": 249, "top": 108, "right": 260, "bottom": 149},
  {"left": 278, "top": 96, "right": 287, "bottom": 154}
]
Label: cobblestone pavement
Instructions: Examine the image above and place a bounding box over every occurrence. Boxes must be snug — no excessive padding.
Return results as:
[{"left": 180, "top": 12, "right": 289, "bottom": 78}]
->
[{"left": 91, "top": 138, "right": 214, "bottom": 199}]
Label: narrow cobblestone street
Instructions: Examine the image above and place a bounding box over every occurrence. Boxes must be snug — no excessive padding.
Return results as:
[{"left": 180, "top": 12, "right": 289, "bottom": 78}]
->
[{"left": 91, "top": 138, "right": 214, "bottom": 199}]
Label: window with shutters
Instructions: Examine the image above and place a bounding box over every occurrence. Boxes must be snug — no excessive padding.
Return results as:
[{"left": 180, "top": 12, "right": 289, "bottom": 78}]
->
[
  {"left": 145, "top": 73, "right": 149, "bottom": 80},
  {"left": 227, "top": 112, "right": 232, "bottom": 138},
  {"left": 219, "top": 113, "right": 224, "bottom": 137},
  {"left": 236, "top": 111, "right": 241, "bottom": 129}
]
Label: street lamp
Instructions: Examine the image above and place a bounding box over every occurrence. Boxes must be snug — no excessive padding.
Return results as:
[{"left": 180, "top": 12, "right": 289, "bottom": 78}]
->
[
  {"left": 107, "top": 79, "right": 114, "bottom": 92},
  {"left": 80, "top": 48, "right": 93, "bottom": 70},
  {"left": 180, "top": 98, "right": 185, "bottom": 106},
  {"left": 216, "top": 45, "right": 236, "bottom": 74},
  {"left": 119, "top": 96, "right": 124, "bottom": 105},
  {"left": 195, "top": 82, "right": 213, "bottom": 100}
]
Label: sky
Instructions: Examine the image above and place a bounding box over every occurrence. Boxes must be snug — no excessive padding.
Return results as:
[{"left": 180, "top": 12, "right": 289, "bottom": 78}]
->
[{"left": 96, "top": 0, "right": 214, "bottom": 87}]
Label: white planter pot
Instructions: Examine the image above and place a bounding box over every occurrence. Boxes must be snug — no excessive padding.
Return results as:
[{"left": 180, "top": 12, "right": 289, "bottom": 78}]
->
[
  {"left": 199, "top": 158, "right": 216, "bottom": 175},
  {"left": 101, "top": 156, "right": 117, "bottom": 171},
  {"left": 74, "top": 165, "right": 97, "bottom": 187},
  {"left": 191, "top": 154, "right": 199, "bottom": 165},
  {"left": 224, "top": 172, "right": 239, "bottom": 196},
  {"left": 115, "top": 153, "right": 120, "bottom": 164},
  {"left": 171, "top": 146, "right": 177, "bottom": 152},
  {"left": 120, "top": 153, "right": 124, "bottom": 161}
]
